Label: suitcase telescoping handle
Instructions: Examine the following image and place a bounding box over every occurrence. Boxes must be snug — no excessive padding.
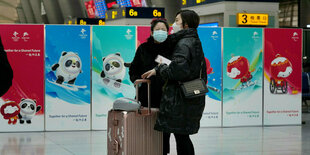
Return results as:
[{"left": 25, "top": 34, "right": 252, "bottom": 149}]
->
[
  {"left": 134, "top": 79, "right": 151, "bottom": 115},
  {"left": 113, "top": 139, "right": 119, "bottom": 154}
]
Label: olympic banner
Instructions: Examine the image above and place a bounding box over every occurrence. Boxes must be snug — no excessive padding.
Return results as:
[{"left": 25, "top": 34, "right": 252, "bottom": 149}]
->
[
  {"left": 92, "top": 26, "right": 136, "bottom": 130},
  {"left": 45, "top": 25, "right": 91, "bottom": 131},
  {"left": 222, "top": 28, "right": 263, "bottom": 127},
  {"left": 197, "top": 27, "right": 222, "bottom": 127},
  {"left": 264, "top": 28, "right": 302, "bottom": 125},
  {"left": 0, "top": 25, "right": 44, "bottom": 132},
  {"left": 137, "top": 26, "right": 150, "bottom": 46}
]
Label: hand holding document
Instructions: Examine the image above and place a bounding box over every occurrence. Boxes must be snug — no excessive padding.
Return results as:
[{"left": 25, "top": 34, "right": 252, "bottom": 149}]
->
[{"left": 155, "top": 55, "right": 171, "bottom": 65}]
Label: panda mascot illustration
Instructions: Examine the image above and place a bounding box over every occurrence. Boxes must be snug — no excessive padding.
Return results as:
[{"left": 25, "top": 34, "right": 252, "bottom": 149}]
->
[
  {"left": 18, "top": 99, "right": 41, "bottom": 124},
  {"left": 51, "top": 51, "right": 82, "bottom": 85},
  {"left": 101, "top": 53, "right": 130, "bottom": 88}
]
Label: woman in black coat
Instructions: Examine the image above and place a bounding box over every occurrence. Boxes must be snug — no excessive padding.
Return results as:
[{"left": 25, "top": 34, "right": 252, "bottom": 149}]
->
[
  {"left": 129, "top": 19, "right": 175, "bottom": 155},
  {"left": 0, "top": 36, "right": 13, "bottom": 97},
  {"left": 129, "top": 18, "right": 172, "bottom": 108},
  {"left": 142, "top": 10, "right": 207, "bottom": 155}
]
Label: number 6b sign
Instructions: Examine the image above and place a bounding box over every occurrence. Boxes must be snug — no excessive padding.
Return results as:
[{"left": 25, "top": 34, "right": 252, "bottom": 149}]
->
[{"left": 237, "top": 13, "right": 269, "bottom": 26}]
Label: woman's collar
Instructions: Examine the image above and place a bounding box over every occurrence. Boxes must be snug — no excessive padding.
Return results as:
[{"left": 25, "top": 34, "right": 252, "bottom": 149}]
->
[{"left": 169, "top": 28, "right": 197, "bottom": 42}]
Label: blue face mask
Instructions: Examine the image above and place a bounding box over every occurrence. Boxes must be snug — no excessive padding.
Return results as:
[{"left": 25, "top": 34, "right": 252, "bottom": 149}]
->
[{"left": 153, "top": 30, "right": 168, "bottom": 43}]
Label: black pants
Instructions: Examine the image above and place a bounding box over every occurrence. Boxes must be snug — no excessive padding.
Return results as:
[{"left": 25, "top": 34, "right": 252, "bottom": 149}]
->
[{"left": 163, "top": 132, "right": 195, "bottom": 155}]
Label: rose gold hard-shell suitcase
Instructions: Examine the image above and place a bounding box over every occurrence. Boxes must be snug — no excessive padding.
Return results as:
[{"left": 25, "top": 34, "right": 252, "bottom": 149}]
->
[{"left": 107, "top": 79, "right": 163, "bottom": 155}]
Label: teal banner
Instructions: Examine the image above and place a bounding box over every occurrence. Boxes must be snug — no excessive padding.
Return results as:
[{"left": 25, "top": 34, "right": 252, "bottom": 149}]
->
[
  {"left": 223, "top": 28, "right": 263, "bottom": 127},
  {"left": 92, "top": 26, "right": 136, "bottom": 130}
]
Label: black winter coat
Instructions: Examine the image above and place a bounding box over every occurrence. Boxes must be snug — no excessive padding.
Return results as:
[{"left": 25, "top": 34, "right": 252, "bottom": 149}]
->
[
  {"left": 0, "top": 36, "right": 13, "bottom": 97},
  {"left": 129, "top": 37, "right": 172, "bottom": 108},
  {"left": 154, "top": 28, "right": 207, "bottom": 135}
]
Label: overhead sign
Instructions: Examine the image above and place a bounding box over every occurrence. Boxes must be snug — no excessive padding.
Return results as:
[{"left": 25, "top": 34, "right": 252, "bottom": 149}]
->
[
  {"left": 182, "top": 0, "right": 278, "bottom": 8},
  {"left": 106, "top": 7, "right": 164, "bottom": 21},
  {"left": 237, "top": 13, "right": 269, "bottom": 26},
  {"left": 77, "top": 18, "right": 105, "bottom": 25},
  {"left": 182, "top": 0, "right": 209, "bottom": 7}
]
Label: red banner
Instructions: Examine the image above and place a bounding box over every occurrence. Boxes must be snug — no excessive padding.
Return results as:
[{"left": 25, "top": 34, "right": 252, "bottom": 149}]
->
[
  {"left": 137, "top": 26, "right": 150, "bottom": 47},
  {"left": 130, "top": 0, "right": 142, "bottom": 7},
  {"left": 0, "top": 24, "right": 44, "bottom": 131},
  {"left": 264, "top": 28, "right": 302, "bottom": 125},
  {"left": 85, "top": 0, "right": 96, "bottom": 18}
]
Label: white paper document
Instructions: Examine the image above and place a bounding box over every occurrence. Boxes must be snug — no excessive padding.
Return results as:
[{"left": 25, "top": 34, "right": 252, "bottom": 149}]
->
[{"left": 155, "top": 55, "right": 171, "bottom": 65}]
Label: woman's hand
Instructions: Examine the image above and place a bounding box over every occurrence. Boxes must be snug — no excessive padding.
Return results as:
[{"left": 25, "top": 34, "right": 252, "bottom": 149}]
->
[{"left": 141, "top": 69, "right": 156, "bottom": 79}]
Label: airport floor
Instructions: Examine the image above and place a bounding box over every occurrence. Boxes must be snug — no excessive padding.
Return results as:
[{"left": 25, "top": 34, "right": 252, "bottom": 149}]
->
[{"left": 0, "top": 113, "right": 310, "bottom": 155}]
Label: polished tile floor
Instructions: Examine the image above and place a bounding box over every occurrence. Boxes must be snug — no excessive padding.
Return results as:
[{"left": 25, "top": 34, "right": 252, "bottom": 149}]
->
[{"left": 0, "top": 114, "right": 310, "bottom": 155}]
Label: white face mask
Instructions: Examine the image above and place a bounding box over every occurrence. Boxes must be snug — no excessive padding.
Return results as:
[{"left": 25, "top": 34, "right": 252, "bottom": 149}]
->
[
  {"left": 153, "top": 30, "right": 168, "bottom": 43},
  {"left": 172, "top": 22, "right": 182, "bottom": 34}
]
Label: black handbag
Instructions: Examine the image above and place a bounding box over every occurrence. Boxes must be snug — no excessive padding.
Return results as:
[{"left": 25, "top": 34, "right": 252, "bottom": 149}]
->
[{"left": 179, "top": 62, "right": 208, "bottom": 99}]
